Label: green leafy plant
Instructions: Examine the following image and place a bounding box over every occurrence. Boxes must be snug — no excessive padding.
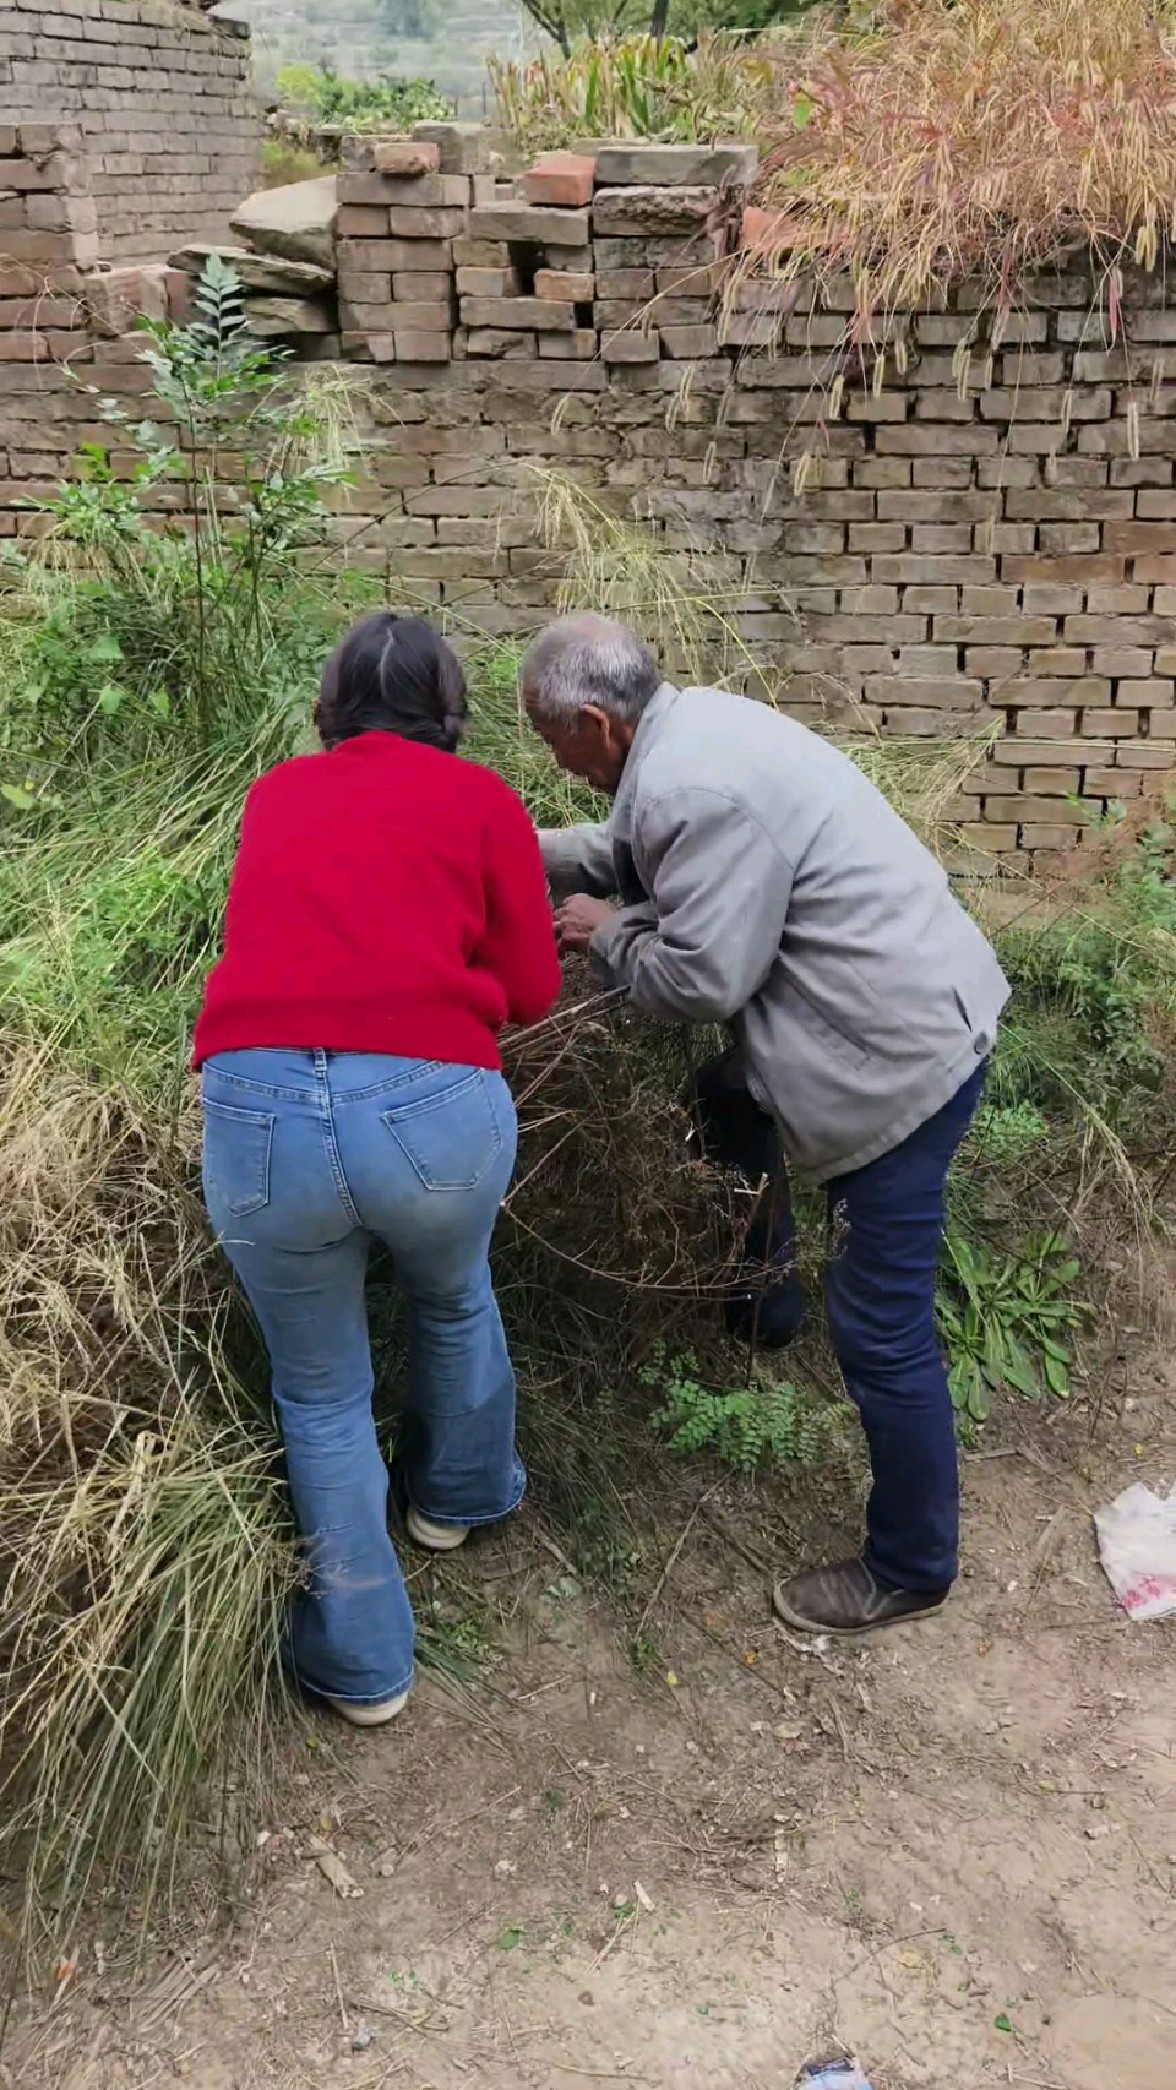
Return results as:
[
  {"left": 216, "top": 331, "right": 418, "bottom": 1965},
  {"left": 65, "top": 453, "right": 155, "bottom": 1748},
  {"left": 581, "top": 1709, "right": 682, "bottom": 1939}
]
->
[
  {"left": 506, "top": 2, "right": 820, "bottom": 64},
  {"left": 937, "top": 1232, "right": 1082, "bottom": 1426},
  {"left": 0, "top": 256, "right": 364, "bottom": 790},
  {"left": 275, "top": 62, "right": 451, "bottom": 133},
  {"left": 646, "top": 1349, "right": 836, "bottom": 1469},
  {"left": 490, "top": 31, "right": 783, "bottom": 149}
]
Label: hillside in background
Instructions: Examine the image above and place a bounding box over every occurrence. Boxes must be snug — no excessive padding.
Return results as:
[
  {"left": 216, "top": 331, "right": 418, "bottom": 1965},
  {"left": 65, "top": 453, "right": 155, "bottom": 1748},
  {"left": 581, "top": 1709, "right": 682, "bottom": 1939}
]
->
[{"left": 224, "top": 0, "right": 544, "bottom": 112}]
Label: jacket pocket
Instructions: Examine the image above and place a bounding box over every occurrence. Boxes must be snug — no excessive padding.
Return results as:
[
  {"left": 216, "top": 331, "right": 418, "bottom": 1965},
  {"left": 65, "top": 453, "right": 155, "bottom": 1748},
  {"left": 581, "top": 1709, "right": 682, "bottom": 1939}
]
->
[
  {"left": 778, "top": 979, "right": 871, "bottom": 1070},
  {"left": 202, "top": 1098, "right": 275, "bottom": 1218},
  {"left": 382, "top": 1071, "right": 503, "bottom": 1191}
]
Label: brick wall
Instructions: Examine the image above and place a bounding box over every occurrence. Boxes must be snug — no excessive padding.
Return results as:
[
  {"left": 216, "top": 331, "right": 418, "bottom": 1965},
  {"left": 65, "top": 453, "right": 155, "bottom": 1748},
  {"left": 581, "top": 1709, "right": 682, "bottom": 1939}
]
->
[
  {"left": 1, "top": 123, "right": 1173, "bottom": 862},
  {"left": 0, "top": 0, "right": 259, "bottom": 261},
  {"left": 319, "top": 136, "right": 1176, "bottom": 862}
]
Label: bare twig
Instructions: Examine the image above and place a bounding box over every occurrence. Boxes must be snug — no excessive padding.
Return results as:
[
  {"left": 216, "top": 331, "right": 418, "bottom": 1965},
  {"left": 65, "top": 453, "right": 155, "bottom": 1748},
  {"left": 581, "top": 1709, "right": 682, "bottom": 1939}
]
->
[{"left": 634, "top": 1483, "right": 719, "bottom": 1642}]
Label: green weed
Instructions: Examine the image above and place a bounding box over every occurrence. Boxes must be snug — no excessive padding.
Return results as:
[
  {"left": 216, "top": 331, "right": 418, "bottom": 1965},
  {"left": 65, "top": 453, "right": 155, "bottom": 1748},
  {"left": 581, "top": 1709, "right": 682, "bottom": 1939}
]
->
[
  {"left": 938, "top": 1232, "right": 1082, "bottom": 1426},
  {"left": 646, "top": 1348, "right": 840, "bottom": 1471},
  {"left": 275, "top": 62, "right": 451, "bottom": 133}
]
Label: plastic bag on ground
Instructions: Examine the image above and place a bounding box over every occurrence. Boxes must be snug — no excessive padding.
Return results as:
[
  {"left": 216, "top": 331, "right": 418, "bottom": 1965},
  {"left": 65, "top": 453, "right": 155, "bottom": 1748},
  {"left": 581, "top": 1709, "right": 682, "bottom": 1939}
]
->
[
  {"left": 798, "top": 2065, "right": 876, "bottom": 2089},
  {"left": 1094, "top": 1481, "right": 1176, "bottom": 1621}
]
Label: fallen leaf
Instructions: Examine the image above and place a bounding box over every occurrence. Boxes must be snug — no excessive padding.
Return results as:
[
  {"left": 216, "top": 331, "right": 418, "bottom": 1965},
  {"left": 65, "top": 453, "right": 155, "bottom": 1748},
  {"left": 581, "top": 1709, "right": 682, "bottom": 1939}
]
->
[{"left": 307, "top": 1835, "right": 363, "bottom": 1899}]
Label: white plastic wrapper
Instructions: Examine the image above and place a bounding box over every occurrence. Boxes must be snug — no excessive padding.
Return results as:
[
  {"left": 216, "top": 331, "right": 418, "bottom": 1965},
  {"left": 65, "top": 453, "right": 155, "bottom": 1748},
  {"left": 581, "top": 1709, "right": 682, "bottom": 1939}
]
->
[{"left": 1095, "top": 1482, "right": 1176, "bottom": 1621}]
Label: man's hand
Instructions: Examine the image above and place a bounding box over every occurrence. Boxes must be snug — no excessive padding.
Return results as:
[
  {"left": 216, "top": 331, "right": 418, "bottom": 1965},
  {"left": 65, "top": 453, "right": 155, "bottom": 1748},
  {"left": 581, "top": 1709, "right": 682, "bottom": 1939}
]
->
[{"left": 555, "top": 893, "right": 615, "bottom": 955}]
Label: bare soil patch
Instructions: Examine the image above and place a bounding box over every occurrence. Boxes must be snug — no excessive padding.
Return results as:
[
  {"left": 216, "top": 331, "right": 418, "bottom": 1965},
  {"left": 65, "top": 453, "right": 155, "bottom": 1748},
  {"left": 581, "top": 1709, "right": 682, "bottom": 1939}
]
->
[{"left": 5, "top": 1359, "right": 1174, "bottom": 2090}]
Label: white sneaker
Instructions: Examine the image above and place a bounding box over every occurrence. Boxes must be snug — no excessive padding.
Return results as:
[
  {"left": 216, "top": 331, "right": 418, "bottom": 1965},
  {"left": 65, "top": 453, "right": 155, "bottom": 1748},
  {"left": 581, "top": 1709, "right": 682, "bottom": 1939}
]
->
[
  {"left": 326, "top": 1690, "right": 408, "bottom": 1728},
  {"left": 406, "top": 1505, "right": 470, "bottom": 1552}
]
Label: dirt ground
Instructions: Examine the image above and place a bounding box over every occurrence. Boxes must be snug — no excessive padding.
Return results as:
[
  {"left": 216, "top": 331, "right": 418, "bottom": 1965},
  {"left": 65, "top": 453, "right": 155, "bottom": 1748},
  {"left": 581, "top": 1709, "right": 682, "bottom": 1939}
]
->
[{"left": 5, "top": 1356, "right": 1174, "bottom": 2090}]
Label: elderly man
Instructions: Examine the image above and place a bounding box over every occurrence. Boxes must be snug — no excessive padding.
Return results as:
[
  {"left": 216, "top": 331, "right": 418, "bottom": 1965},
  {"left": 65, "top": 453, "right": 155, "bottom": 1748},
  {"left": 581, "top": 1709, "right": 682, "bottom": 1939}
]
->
[{"left": 524, "top": 613, "right": 1009, "bottom": 1637}]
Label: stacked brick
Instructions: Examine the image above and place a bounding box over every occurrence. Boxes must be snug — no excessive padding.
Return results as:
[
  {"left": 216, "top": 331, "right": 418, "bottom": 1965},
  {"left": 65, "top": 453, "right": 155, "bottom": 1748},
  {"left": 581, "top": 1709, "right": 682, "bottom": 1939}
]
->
[
  {"left": 0, "top": 124, "right": 169, "bottom": 536},
  {"left": 457, "top": 152, "right": 595, "bottom": 362},
  {"left": 0, "top": 123, "right": 95, "bottom": 371},
  {"left": 337, "top": 127, "right": 505, "bottom": 364},
  {"left": 0, "top": 0, "right": 260, "bottom": 264},
  {"left": 590, "top": 142, "right": 752, "bottom": 366}
]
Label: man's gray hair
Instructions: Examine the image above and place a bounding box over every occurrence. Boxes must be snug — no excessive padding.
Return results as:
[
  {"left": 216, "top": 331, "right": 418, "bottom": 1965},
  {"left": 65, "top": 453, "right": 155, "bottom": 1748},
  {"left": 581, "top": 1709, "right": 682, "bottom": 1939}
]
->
[{"left": 522, "top": 614, "right": 661, "bottom": 726}]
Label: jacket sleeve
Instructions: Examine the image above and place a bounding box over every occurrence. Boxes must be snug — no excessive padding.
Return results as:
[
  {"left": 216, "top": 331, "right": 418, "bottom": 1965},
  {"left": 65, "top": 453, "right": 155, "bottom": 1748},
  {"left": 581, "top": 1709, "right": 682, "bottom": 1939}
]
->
[
  {"left": 478, "top": 788, "right": 563, "bottom": 1028},
  {"left": 592, "top": 787, "right": 795, "bottom": 1024},
  {"left": 539, "top": 821, "right": 618, "bottom": 904}
]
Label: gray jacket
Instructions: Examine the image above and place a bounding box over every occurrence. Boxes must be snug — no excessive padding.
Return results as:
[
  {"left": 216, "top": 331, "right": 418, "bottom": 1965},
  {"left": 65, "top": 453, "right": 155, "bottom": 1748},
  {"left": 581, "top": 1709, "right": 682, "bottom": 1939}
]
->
[{"left": 540, "top": 682, "right": 1009, "bottom": 1181}]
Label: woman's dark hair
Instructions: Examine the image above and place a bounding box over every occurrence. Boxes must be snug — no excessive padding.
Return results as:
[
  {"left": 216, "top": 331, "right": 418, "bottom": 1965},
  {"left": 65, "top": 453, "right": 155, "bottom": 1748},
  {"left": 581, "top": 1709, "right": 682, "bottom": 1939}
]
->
[{"left": 315, "top": 613, "right": 468, "bottom": 753}]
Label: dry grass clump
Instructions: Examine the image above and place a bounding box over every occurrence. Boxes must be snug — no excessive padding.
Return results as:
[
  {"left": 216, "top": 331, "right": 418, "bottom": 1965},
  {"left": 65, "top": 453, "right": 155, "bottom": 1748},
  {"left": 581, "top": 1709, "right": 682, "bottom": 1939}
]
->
[
  {"left": 742, "top": 0, "right": 1176, "bottom": 331},
  {"left": 0, "top": 1050, "right": 294, "bottom": 1966}
]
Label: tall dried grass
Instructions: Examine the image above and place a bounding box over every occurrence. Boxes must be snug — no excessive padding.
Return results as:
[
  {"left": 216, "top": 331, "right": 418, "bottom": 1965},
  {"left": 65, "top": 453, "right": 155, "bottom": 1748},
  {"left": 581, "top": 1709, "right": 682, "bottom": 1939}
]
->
[{"left": 739, "top": 0, "right": 1176, "bottom": 332}]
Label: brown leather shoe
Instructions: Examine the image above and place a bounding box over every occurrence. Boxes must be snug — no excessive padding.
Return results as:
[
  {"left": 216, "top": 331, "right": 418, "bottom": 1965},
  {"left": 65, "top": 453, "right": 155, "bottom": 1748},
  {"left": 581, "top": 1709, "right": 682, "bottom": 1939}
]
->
[{"left": 773, "top": 1557, "right": 949, "bottom": 1636}]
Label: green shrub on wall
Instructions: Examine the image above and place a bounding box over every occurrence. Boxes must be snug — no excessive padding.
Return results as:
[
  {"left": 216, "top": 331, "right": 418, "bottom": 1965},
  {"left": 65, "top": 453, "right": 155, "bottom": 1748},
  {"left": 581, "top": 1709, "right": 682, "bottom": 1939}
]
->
[{"left": 275, "top": 61, "right": 453, "bottom": 132}]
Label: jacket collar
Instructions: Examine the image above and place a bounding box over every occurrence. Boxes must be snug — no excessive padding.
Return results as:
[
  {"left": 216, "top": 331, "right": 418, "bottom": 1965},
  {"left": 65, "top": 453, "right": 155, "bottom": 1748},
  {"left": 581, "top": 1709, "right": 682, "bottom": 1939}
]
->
[{"left": 611, "top": 682, "right": 679, "bottom": 842}]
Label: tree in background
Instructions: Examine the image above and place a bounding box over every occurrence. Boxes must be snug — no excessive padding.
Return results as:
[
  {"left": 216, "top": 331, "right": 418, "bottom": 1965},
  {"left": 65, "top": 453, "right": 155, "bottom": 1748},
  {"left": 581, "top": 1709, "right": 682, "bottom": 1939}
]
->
[{"left": 520, "top": 0, "right": 823, "bottom": 56}]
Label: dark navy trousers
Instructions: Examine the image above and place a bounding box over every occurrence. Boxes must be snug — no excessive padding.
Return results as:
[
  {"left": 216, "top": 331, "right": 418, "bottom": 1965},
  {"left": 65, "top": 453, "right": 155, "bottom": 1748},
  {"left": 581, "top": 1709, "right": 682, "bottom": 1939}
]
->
[{"left": 689, "top": 1057, "right": 986, "bottom": 1591}]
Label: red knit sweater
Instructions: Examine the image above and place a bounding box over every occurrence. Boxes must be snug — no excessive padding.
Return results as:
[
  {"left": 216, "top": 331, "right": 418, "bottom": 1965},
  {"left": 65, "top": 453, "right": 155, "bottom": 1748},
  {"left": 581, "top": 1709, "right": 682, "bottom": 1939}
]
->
[{"left": 193, "top": 731, "right": 562, "bottom": 1070}]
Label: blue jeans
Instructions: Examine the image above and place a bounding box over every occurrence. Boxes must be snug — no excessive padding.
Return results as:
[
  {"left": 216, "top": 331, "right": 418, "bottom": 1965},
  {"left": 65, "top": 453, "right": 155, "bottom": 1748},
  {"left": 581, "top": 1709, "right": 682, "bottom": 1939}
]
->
[
  {"left": 691, "top": 1057, "right": 985, "bottom": 1591},
  {"left": 201, "top": 1049, "right": 522, "bottom": 1708}
]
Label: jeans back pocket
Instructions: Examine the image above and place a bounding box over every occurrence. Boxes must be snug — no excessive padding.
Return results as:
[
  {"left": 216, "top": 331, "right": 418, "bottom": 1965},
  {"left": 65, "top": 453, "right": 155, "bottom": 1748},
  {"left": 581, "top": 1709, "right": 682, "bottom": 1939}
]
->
[
  {"left": 382, "top": 1071, "right": 502, "bottom": 1191},
  {"left": 202, "top": 1098, "right": 276, "bottom": 1218}
]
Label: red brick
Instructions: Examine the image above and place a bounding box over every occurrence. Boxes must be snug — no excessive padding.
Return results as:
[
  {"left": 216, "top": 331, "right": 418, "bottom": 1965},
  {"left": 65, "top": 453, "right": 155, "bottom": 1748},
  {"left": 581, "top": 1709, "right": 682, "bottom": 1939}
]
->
[
  {"left": 1106, "top": 519, "right": 1176, "bottom": 553},
  {"left": 1018, "top": 767, "right": 1082, "bottom": 794},
  {"left": 523, "top": 153, "right": 596, "bottom": 210},
  {"left": 873, "top": 555, "right": 997, "bottom": 585},
  {"left": 997, "top": 679, "right": 1110, "bottom": 708},
  {"left": 392, "top": 332, "right": 451, "bottom": 362},
  {"left": 1086, "top": 584, "right": 1150, "bottom": 613},
  {"left": 337, "top": 206, "right": 389, "bottom": 239},
  {"left": 373, "top": 140, "right": 441, "bottom": 178},
  {"left": 1038, "top": 524, "right": 1101, "bottom": 556},
  {"left": 1091, "top": 648, "right": 1153, "bottom": 678},
  {"left": 1003, "top": 555, "right": 1125, "bottom": 584},
  {"left": 1028, "top": 648, "right": 1086, "bottom": 675},
  {"left": 660, "top": 324, "right": 718, "bottom": 359},
  {"left": 388, "top": 209, "right": 467, "bottom": 239},
  {"left": 339, "top": 240, "right": 452, "bottom": 273},
  {"left": 1022, "top": 585, "right": 1084, "bottom": 615},
  {"left": 1082, "top": 710, "right": 1142, "bottom": 736},
  {"left": 393, "top": 271, "right": 454, "bottom": 301},
  {"left": 863, "top": 677, "right": 983, "bottom": 708},
  {"left": 600, "top": 332, "right": 659, "bottom": 364},
  {"left": 1108, "top": 680, "right": 1174, "bottom": 705},
  {"left": 935, "top": 617, "right": 1056, "bottom": 646},
  {"left": 964, "top": 648, "right": 1022, "bottom": 678},
  {"left": 1021, "top": 824, "right": 1082, "bottom": 849},
  {"left": 1115, "top": 745, "right": 1176, "bottom": 769},
  {"left": 539, "top": 331, "right": 598, "bottom": 360},
  {"left": 535, "top": 268, "right": 593, "bottom": 303},
  {"left": 960, "top": 823, "right": 1019, "bottom": 851}
]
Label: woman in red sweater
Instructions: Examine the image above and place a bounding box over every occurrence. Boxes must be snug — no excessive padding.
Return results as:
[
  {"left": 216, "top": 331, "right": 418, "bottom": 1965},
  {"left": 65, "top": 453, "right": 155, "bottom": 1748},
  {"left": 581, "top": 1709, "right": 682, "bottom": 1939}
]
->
[{"left": 195, "top": 614, "right": 561, "bottom": 1727}]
